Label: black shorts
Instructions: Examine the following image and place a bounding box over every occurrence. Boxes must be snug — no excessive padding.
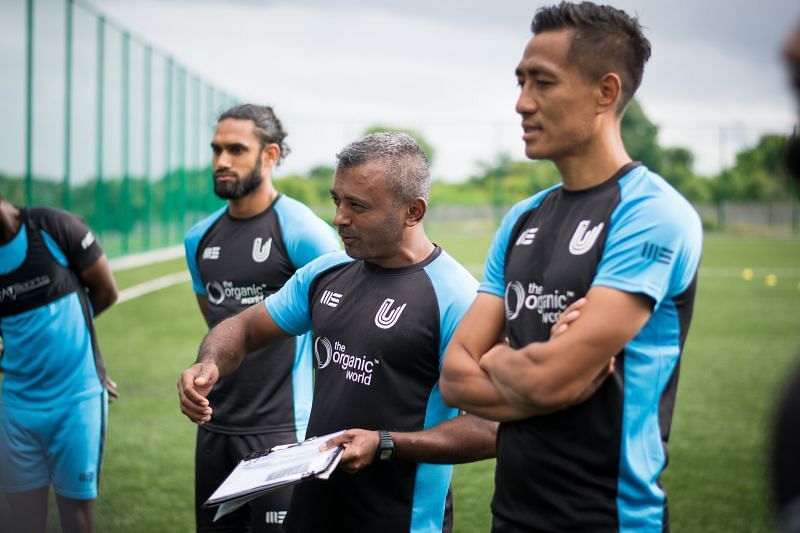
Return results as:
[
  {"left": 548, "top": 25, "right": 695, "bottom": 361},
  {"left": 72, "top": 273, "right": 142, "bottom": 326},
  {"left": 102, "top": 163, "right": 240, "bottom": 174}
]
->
[{"left": 196, "top": 427, "right": 297, "bottom": 533}]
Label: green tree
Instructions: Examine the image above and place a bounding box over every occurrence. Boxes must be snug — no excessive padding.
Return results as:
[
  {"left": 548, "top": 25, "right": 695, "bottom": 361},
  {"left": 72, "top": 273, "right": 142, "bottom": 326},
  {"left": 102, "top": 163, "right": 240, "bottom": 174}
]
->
[
  {"left": 715, "top": 134, "right": 792, "bottom": 201},
  {"left": 621, "top": 99, "right": 662, "bottom": 172},
  {"left": 660, "top": 147, "right": 713, "bottom": 203}
]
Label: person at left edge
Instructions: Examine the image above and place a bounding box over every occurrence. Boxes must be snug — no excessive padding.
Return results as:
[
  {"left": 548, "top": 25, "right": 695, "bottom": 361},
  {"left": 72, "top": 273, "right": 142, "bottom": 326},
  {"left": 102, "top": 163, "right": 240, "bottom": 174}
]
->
[
  {"left": 183, "top": 104, "right": 340, "bottom": 532},
  {"left": 0, "top": 195, "right": 118, "bottom": 533}
]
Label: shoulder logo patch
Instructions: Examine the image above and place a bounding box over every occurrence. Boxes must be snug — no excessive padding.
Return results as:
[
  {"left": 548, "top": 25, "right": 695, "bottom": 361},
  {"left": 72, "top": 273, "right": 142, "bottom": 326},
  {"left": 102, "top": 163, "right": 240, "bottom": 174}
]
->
[
  {"left": 515, "top": 227, "right": 539, "bottom": 246},
  {"left": 642, "top": 242, "right": 674, "bottom": 265},
  {"left": 252, "top": 237, "right": 272, "bottom": 263},
  {"left": 320, "top": 290, "right": 342, "bottom": 308},
  {"left": 81, "top": 231, "right": 95, "bottom": 250},
  {"left": 568, "top": 220, "right": 604, "bottom": 255},
  {"left": 374, "top": 298, "right": 407, "bottom": 330},
  {"left": 202, "top": 246, "right": 221, "bottom": 260}
]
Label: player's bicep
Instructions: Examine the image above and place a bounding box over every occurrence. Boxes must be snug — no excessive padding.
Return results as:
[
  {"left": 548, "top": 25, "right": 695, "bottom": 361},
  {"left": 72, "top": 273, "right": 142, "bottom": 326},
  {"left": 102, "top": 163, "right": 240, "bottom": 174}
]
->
[
  {"left": 453, "top": 294, "right": 506, "bottom": 358},
  {"left": 78, "top": 253, "right": 118, "bottom": 316},
  {"left": 240, "top": 302, "right": 291, "bottom": 352},
  {"left": 443, "top": 293, "right": 506, "bottom": 384}
]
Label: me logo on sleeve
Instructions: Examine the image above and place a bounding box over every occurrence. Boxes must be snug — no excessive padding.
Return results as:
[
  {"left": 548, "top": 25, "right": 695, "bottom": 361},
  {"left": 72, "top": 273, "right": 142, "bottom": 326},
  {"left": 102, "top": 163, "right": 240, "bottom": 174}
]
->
[
  {"left": 374, "top": 298, "right": 407, "bottom": 330},
  {"left": 252, "top": 237, "right": 272, "bottom": 263},
  {"left": 80, "top": 231, "right": 95, "bottom": 250},
  {"left": 515, "top": 227, "right": 539, "bottom": 246},
  {"left": 202, "top": 246, "right": 221, "bottom": 260},
  {"left": 320, "top": 290, "right": 342, "bottom": 308},
  {"left": 568, "top": 220, "right": 604, "bottom": 256}
]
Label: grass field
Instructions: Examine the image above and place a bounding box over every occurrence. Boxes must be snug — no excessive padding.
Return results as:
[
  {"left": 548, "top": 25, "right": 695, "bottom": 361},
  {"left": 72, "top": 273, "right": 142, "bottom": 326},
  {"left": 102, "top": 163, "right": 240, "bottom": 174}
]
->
[{"left": 6, "top": 226, "right": 800, "bottom": 532}]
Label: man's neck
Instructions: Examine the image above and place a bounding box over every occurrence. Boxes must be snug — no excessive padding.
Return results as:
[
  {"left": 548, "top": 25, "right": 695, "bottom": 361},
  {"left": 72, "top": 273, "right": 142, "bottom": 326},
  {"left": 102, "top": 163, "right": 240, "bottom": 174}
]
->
[
  {"left": 370, "top": 228, "right": 435, "bottom": 269},
  {"left": 227, "top": 181, "right": 279, "bottom": 219},
  {"left": 555, "top": 126, "right": 632, "bottom": 191},
  {"left": 0, "top": 201, "right": 21, "bottom": 245}
]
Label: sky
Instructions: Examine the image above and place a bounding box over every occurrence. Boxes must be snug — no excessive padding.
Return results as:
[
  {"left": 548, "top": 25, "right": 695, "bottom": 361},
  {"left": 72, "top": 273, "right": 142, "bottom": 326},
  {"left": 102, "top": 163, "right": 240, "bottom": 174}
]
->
[{"left": 1, "top": 0, "right": 799, "bottom": 184}]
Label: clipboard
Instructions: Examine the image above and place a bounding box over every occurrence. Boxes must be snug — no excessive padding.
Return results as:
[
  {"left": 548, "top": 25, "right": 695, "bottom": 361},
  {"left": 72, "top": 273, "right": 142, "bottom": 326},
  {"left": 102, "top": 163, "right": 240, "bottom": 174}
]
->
[{"left": 203, "top": 430, "right": 345, "bottom": 521}]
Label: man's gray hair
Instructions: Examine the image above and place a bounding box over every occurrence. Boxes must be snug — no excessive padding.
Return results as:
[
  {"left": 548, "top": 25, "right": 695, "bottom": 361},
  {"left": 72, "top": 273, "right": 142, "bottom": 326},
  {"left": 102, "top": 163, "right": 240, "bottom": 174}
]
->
[{"left": 335, "top": 132, "right": 430, "bottom": 203}]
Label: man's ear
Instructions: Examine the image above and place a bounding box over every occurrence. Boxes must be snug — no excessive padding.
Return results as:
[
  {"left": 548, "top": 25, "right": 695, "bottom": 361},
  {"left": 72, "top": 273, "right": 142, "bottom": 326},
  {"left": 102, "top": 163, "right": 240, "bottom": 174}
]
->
[
  {"left": 405, "top": 197, "right": 427, "bottom": 227},
  {"left": 262, "top": 143, "right": 281, "bottom": 168},
  {"left": 597, "top": 72, "right": 622, "bottom": 114}
]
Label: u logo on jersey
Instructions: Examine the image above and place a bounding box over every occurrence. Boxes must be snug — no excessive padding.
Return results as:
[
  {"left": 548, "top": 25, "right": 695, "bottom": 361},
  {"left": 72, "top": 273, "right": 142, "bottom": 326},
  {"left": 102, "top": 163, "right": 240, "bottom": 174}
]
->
[
  {"left": 252, "top": 237, "right": 272, "bottom": 263},
  {"left": 374, "top": 298, "right": 407, "bottom": 330},
  {"left": 568, "top": 220, "right": 604, "bottom": 255}
]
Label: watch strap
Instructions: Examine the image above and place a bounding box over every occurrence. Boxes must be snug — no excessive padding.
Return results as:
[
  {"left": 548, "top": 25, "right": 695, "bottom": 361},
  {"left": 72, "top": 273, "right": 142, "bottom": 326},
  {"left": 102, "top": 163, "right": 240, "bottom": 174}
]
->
[{"left": 376, "top": 430, "right": 395, "bottom": 461}]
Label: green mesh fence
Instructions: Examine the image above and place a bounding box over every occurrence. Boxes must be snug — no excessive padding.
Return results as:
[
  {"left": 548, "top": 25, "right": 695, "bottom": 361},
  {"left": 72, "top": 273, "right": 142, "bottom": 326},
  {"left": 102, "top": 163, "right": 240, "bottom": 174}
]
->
[{"left": 1, "top": 0, "right": 237, "bottom": 257}]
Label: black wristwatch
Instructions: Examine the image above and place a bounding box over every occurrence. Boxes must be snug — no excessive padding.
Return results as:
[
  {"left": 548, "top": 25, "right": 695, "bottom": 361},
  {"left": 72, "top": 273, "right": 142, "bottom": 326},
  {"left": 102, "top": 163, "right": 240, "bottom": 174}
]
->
[{"left": 376, "top": 430, "right": 395, "bottom": 461}]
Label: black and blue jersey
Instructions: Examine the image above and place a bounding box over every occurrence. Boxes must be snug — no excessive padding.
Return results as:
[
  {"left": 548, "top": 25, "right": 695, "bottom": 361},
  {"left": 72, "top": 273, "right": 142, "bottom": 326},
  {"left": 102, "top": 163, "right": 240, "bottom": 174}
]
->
[
  {"left": 265, "top": 246, "right": 478, "bottom": 533},
  {"left": 0, "top": 207, "right": 105, "bottom": 408},
  {"left": 185, "top": 195, "right": 339, "bottom": 438},
  {"left": 480, "top": 164, "right": 702, "bottom": 532}
]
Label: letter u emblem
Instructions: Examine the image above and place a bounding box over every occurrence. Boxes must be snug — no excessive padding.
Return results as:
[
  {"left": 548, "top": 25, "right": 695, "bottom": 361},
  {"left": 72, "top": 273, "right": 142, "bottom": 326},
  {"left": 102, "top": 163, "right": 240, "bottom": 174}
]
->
[
  {"left": 568, "top": 220, "right": 605, "bottom": 256},
  {"left": 252, "top": 237, "right": 272, "bottom": 263},
  {"left": 374, "top": 298, "right": 407, "bottom": 330}
]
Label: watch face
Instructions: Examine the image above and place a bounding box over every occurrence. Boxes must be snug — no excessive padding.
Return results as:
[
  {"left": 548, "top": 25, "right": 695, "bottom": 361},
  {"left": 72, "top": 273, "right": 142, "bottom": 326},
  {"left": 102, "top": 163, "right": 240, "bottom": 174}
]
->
[{"left": 379, "top": 449, "right": 392, "bottom": 461}]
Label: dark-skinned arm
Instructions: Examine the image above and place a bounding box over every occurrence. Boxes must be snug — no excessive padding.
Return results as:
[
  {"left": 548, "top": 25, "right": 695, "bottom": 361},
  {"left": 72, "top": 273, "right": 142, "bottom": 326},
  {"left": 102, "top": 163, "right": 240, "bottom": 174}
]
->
[
  {"left": 177, "top": 303, "right": 291, "bottom": 425},
  {"left": 323, "top": 414, "right": 498, "bottom": 474},
  {"left": 480, "top": 286, "right": 651, "bottom": 411},
  {"left": 78, "top": 254, "right": 118, "bottom": 316}
]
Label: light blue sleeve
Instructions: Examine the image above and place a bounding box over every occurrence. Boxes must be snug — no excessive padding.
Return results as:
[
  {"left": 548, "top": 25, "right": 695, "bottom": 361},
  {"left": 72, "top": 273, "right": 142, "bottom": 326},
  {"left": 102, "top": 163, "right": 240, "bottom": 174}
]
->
[
  {"left": 424, "top": 251, "right": 480, "bottom": 360},
  {"left": 592, "top": 176, "right": 703, "bottom": 307},
  {"left": 478, "top": 187, "right": 557, "bottom": 297},
  {"left": 264, "top": 251, "right": 352, "bottom": 336},
  {"left": 184, "top": 206, "right": 227, "bottom": 295},
  {"left": 274, "top": 195, "right": 340, "bottom": 269}
]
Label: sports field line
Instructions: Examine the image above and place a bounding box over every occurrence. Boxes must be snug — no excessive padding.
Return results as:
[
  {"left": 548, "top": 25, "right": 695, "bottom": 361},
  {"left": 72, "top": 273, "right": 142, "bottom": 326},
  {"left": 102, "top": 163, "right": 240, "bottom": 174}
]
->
[
  {"left": 117, "top": 271, "right": 191, "bottom": 304},
  {"left": 116, "top": 264, "right": 800, "bottom": 306},
  {"left": 109, "top": 245, "right": 184, "bottom": 272},
  {"left": 462, "top": 265, "right": 800, "bottom": 278}
]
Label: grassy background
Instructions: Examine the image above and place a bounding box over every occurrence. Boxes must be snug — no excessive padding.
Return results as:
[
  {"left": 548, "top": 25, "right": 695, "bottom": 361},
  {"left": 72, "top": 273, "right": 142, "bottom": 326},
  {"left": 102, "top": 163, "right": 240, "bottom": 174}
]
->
[{"left": 3, "top": 228, "right": 797, "bottom": 532}]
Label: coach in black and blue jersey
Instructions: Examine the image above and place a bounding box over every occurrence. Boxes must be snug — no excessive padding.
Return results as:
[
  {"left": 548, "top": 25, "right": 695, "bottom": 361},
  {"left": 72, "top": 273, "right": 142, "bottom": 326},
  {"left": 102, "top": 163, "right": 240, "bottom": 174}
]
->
[
  {"left": 183, "top": 104, "right": 340, "bottom": 532},
  {"left": 179, "top": 132, "right": 497, "bottom": 533},
  {"left": 441, "top": 3, "right": 703, "bottom": 532},
  {"left": 0, "top": 195, "right": 118, "bottom": 533}
]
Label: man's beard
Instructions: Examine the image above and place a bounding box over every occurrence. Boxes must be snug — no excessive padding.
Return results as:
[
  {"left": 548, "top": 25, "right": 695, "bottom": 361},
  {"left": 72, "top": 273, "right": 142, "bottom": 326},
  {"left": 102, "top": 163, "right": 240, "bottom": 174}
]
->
[{"left": 213, "top": 159, "right": 264, "bottom": 200}]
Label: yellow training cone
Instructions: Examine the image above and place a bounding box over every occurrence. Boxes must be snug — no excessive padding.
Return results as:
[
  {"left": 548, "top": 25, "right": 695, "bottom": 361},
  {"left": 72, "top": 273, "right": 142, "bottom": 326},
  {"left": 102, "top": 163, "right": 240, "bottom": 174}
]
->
[
  {"left": 741, "top": 268, "right": 754, "bottom": 281},
  {"left": 765, "top": 274, "right": 778, "bottom": 287}
]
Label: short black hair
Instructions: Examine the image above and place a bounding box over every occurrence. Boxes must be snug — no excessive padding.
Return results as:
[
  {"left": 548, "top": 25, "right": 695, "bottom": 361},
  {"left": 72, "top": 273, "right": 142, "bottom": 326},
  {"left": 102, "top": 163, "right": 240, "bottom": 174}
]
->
[
  {"left": 217, "top": 104, "right": 290, "bottom": 165},
  {"left": 532, "top": 1, "right": 651, "bottom": 113}
]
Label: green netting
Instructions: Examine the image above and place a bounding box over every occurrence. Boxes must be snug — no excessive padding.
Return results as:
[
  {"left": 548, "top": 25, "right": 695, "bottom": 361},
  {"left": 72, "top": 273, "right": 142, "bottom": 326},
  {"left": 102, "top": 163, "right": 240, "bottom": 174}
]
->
[{"left": 2, "top": 0, "right": 238, "bottom": 256}]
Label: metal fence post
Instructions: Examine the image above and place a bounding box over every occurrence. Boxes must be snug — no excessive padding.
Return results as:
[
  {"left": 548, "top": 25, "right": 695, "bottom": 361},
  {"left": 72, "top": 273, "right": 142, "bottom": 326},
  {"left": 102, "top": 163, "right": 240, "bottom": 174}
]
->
[
  {"left": 177, "top": 66, "right": 186, "bottom": 236},
  {"left": 143, "top": 45, "right": 152, "bottom": 249},
  {"left": 25, "top": 0, "right": 34, "bottom": 205},
  {"left": 162, "top": 57, "right": 173, "bottom": 246},
  {"left": 121, "top": 31, "right": 130, "bottom": 253},
  {"left": 192, "top": 75, "right": 200, "bottom": 220},
  {"left": 64, "top": 0, "right": 73, "bottom": 210},
  {"left": 95, "top": 15, "right": 105, "bottom": 235},
  {"left": 206, "top": 85, "right": 215, "bottom": 211}
]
